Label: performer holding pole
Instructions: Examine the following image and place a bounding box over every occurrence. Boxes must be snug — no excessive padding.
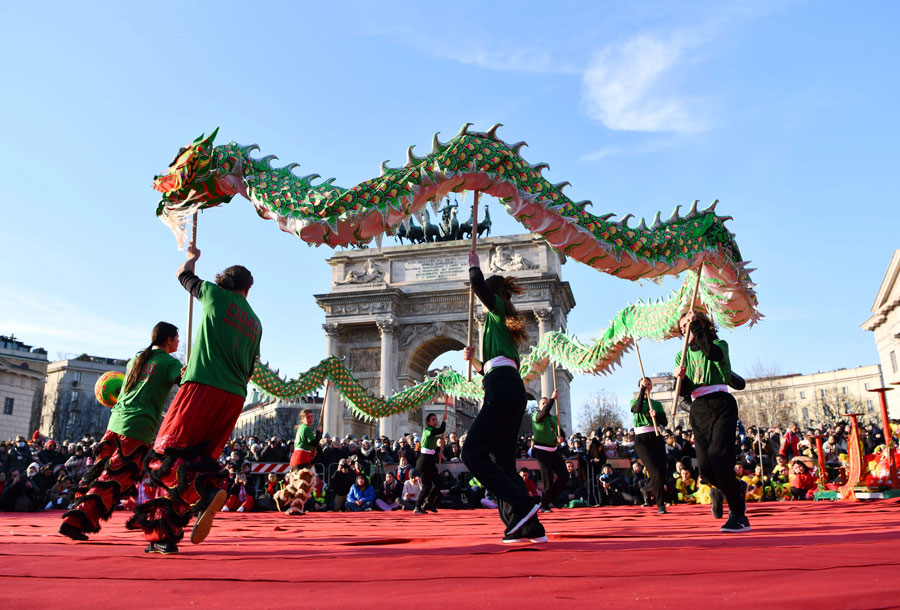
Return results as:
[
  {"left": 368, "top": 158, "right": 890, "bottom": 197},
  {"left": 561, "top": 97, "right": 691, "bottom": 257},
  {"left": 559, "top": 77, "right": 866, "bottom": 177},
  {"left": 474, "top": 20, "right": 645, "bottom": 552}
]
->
[
  {"left": 414, "top": 412, "right": 446, "bottom": 514},
  {"left": 633, "top": 340, "right": 659, "bottom": 436},
  {"left": 674, "top": 309, "right": 749, "bottom": 532},
  {"left": 630, "top": 377, "right": 669, "bottom": 514},
  {"left": 127, "top": 244, "right": 262, "bottom": 554},
  {"left": 532, "top": 390, "right": 568, "bottom": 513},
  {"left": 462, "top": 249, "right": 545, "bottom": 544},
  {"left": 59, "top": 323, "right": 183, "bottom": 541}
]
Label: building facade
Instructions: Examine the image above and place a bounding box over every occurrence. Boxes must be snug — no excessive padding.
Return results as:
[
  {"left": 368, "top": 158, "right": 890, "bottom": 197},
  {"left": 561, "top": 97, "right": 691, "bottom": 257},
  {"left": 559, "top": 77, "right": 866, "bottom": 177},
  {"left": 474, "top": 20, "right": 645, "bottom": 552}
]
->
[
  {"left": 862, "top": 249, "right": 900, "bottom": 416},
  {"left": 39, "top": 355, "right": 128, "bottom": 442},
  {"left": 0, "top": 335, "right": 49, "bottom": 441},
  {"left": 639, "top": 364, "right": 887, "bottom": 429}
]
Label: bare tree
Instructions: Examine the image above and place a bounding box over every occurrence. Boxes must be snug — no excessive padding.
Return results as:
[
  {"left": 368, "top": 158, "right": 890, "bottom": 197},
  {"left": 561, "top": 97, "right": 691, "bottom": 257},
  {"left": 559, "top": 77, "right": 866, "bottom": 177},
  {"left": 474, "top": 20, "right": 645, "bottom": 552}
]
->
[
  {"left": 578, "top": 390, "right": 625, "bottom": 435},
  {"left": 736, "top": 361, "right": 797, "bottom": 428},
  {"left": 813, "top": 386, "right": 866, "bottom": 426}
]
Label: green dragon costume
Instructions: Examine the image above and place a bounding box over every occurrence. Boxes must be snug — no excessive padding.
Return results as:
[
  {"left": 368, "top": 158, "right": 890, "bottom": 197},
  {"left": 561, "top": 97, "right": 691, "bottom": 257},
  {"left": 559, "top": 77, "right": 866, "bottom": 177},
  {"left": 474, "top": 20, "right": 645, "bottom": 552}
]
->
[{"left": 153, "top": 124, "right": 759, "bottom": 420}]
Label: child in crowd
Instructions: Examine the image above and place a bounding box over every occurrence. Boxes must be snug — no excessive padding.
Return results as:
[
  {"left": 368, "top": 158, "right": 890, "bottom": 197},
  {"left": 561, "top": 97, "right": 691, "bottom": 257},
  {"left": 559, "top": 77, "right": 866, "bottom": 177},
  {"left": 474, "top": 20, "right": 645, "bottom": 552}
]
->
[
  {"left": 223, "top": 473, "right": 254, "bottom": 512},
  {"left": 376, "top": 472, "right": 401, "bottom": 511},
  {"left": 347, "top": 474, "right": 375, "bottom": 511},
  {"left": 789, "top": 461, "right": 818, "bottom": 500},
  {"left": 676, "top": 468, "right": 697, "bottom": 503}
]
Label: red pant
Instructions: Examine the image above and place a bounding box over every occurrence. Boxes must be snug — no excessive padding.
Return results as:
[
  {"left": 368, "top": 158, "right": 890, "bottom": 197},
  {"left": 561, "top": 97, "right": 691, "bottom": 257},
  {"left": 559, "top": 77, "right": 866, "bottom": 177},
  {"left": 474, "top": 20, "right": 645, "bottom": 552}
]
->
[
  {"left": 225, "top": 494, "right": 255, "bottom": 512},
  {"left": 126, "top": 382, "right": 244, "bottom": 543},
  {"left": 62, "top": 430, "right": 147, "bottom": 534}
]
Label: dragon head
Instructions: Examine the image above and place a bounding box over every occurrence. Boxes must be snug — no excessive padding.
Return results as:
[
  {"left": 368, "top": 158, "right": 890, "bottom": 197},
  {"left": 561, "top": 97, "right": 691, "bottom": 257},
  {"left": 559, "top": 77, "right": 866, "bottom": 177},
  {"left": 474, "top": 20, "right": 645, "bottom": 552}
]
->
[{"left": 153, "top": 128, "right": 246, "bottom": 217}]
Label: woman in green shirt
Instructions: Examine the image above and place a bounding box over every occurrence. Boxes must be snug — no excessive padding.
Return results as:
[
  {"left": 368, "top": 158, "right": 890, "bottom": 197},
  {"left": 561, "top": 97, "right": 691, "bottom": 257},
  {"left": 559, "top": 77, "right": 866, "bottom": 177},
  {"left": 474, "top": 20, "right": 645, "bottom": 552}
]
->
[
  {"left": 462, "top": 251, "right": 545, "bottom": 544},
  {"left": 630, "top": 378, "right": 669, "bottom": 513},
  {"left": 59, "top": 322, "right": 181, "bottom": 542},
  {"left": 675, "top": 311, "right": 749, "bottom": 533}
]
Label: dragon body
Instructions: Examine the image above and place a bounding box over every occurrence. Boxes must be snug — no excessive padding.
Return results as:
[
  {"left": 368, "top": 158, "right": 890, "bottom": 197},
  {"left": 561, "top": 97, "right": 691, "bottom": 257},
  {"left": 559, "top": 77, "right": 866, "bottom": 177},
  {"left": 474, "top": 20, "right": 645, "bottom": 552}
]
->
[{"left": 154, "top": 125, "right": 760, "bottom": 418}]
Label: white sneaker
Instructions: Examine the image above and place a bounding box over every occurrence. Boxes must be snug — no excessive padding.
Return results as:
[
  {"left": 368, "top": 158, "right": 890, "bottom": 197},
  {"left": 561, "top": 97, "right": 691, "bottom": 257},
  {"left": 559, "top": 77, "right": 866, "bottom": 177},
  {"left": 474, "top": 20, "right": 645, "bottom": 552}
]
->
[
  {"left": 222, "top": 506, "right": 230, "bottom": 512},
  {"left": 236, "top": 506, "right": 245, "bottom": 512}
]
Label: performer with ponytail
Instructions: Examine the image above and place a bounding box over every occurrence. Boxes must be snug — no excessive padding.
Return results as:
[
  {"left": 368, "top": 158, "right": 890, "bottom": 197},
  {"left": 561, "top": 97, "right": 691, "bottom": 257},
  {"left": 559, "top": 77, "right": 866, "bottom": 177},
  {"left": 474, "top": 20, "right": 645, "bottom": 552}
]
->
[
  {"left": 127, "top": 244, "right": 262, "bottom": 554},
  {"left": 414, "top": 412, "right": 446, "bottom": 514},
  {"left": 630, "top": 378, "right": 669, "bottom": 514},
  {"left": 59, "top": 322, "right": 182, "bottom": 541},
  {"left": 462, "top": 251, "right": 545, "bottom": 544},
  {"left": 675, "top": 311, "right": 749, "bottom": 533}
]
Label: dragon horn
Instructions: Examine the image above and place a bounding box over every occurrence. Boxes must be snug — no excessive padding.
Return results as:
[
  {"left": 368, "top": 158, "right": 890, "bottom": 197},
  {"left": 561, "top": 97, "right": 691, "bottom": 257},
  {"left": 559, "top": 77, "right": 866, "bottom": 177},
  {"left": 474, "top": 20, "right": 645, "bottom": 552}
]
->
[
  {"left": 687, "top": 200, "right": 700, "bottom": 217},
  {"left": 259, "top": 154, "right": 279, "bottom": 169},
  {"left": 431, "top": 132, "right": 450, "bottom": 154},
  {"left": 650, "top": 211, "right": 662, "bottom": 229},
  {"left": 405, "top": 145, "right": 425, "bottom": 168},
  {"left": 552, "top": 181, "right": 571, "bottom": 192},
  {"left": 531, "top": 162, "right": 550, "bottom": 174},
  {"left": 575, "top": 199, "right": 593, "bottom": 208},
  {"left": 455, "top": 123, "right": 474, "bottom": 139},
  {"left": 486, "top": 123, "right": 503, "bottom": 140},
  {"left": 704, "top": 199, "right": 719, "bottom": 212},
  {"left": 668, "top": 205, "right": 682, "bottom": 221},
  {"left": 510, "top": 141, "right": 528, "bottom": 155},
  {"left": 617, "top": 214, "right": 634, "bottom": 227}
]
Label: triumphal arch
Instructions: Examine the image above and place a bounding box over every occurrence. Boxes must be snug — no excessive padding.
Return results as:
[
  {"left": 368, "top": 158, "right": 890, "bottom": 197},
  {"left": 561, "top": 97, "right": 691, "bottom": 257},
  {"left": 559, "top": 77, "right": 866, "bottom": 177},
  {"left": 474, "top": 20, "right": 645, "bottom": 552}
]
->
[{"left": 315, "top": 234, "right": 575, "bottom": 439}]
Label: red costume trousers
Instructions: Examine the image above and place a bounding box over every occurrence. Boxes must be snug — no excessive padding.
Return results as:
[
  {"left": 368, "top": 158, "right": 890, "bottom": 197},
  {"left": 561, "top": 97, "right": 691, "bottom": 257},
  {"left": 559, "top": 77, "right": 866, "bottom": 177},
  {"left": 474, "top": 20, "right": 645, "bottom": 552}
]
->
[
  {"left": 62, "top": 430, "right": 148, "bottom": 534},
  {"left": 125, "top": 382, "right": 244, "bottom": 543}
]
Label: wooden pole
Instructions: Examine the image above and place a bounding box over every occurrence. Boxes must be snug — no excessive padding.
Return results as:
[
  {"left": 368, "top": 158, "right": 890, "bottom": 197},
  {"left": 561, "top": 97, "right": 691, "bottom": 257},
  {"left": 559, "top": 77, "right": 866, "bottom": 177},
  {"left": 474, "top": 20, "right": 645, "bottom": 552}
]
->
[
  {"left": 671, "top": 264, "right": 704, "bottom": 421},
  {"left": 315, "top": 382, "right": 330, "bottom": 433},
  {"left": 186, "top": 212, "right": 198, "bottom": 364},
  {"left": 438, "top": 395, "right": 449, "bottom": 468},
  {"left": 633, "top": 340, "right": 660, "bottom": 436},
  {"left": 466, "top": 191, "right": 481, "bottom": 381}
]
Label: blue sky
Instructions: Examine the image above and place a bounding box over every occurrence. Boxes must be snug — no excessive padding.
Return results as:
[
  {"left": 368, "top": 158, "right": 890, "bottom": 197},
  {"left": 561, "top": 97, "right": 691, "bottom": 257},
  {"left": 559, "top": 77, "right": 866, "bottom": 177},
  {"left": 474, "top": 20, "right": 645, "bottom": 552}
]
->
[{"left": 1, "top": 1, "right": 898, "bottom": 427}]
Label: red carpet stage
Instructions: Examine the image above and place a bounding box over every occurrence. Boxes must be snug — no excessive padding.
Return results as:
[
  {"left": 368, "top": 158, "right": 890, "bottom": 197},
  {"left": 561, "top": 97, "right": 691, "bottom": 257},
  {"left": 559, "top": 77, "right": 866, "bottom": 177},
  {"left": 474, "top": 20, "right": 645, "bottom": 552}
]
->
[{"left": 2, "top": 500, "right": 899, "bottom": 608}]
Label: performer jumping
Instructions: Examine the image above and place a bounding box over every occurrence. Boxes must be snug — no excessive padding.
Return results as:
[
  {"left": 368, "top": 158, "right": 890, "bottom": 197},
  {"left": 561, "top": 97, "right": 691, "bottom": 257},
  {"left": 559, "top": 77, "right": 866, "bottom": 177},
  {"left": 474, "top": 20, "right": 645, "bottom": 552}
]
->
[
  {"left": 414, "top": 412, "right": 446, "bottom": 514},
  {"left": 675, "top": 311, "right": 749, "bottom": 533},
  {"left": 531, "top": 390, "right": 567, "bottom": 512},
  {"left": 127, "top": 244, "right": 262, "bottom": 554},
  {"left": 462, "top": 250, "right": 545, "bottom": 544},
  {"left": 59, "top": 322, "right": 182, "bottom": 541},
  {"left": 630, "top": 378, "right": 669, "bottom": 514}
]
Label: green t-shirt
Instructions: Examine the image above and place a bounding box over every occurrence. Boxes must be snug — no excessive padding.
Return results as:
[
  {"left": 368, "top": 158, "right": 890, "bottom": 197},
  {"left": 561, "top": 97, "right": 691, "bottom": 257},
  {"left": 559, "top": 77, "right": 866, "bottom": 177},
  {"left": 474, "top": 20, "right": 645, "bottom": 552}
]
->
[
  {"left": 629, "top": 397, "right": 666, "bottom": 429},
  {"left": 107, "top": 349, "right": 182, "bottom": 444},
  {"left": 675, "top": 340, "right": 731, "bottom": 388},
  {"left": 482, "top": 296, "right": 519, "bottom": 365},
  {"left": 183, "top": 281, "right": 262, "bottom": 397},
  {"left": 420, "top": 425, "right": 441, "bottom": 451},
  {"left": 294, "top": 423, "right": 316, "bottom": 451},
  {"left": 532, "top": 413, "right": 559, "bottom": 446}
]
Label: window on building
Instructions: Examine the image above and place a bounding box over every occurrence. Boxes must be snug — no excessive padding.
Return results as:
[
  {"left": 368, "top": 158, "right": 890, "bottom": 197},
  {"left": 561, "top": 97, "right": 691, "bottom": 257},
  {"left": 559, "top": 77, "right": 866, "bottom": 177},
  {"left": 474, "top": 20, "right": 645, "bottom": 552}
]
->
[
  {"left": 820, "top": 389, "right": 826, "bottom": 398},
  {"left": 778, "top": 393, "right": 785, "bottom": 401},
  {"left": 865, "top": 382, "right": 871, "bottom": 390},
  {"left": 70, "top": 391, "right": 80, "bottom": 403},
  {"left": 867, "top": 400, "right": 874, "bottom": 412},
  {"left": 842, "top": 386, "right": 848, "bottom": 395},
  {"left": 3, "top": 397, "right": 13, "bottom": 415},
  {"left": 892, "top": 351, "right": 898, "bottom": 374},
  {"left": 800, "top": 391, "right": 807, "bottom": 399},
  {"left": 802, "top": 407, "right": 809, "bottom": 422},
  {"left": 73, "top": 371, "right": 82, "bottom": 383}
]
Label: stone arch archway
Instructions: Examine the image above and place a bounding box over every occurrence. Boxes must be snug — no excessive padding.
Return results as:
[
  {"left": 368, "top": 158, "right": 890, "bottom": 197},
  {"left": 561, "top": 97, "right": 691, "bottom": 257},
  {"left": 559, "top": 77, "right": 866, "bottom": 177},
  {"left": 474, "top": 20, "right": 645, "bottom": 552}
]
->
[{"left": 315, "top": 234, "right": 575, "bottom": 439}]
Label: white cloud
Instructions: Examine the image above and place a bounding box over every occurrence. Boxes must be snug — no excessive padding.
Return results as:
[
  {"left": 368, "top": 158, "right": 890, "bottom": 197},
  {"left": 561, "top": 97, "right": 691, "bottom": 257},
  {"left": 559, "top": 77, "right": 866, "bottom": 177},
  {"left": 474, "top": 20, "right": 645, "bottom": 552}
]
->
[
  {"left": 582, "top": 33, "right": 708, "bottom": 133},
  {"left": 430, "top": 44, "right": 580, "bottom": 75}
]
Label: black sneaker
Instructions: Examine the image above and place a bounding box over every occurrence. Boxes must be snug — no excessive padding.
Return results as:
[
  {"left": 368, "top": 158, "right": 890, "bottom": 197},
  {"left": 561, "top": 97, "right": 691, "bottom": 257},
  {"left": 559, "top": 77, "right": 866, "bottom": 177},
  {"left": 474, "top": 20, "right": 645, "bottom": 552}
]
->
[
  {"left": 720, "top": 515, "right": 751, "bottom": 533},
  {"left": 413, "top": 506, "right": 426, "bottom": 515},
  {"left": 502, "top": 518, "right": 548, "bottom": 544},
  {"left": 145, "top": 540, "right": 179, "bottom": 554},
  {"left": 425, "top": 505, "right": 438, "bottom": 514},
  {"left": 657, "top": 506, "right": 667, "bottom": 514},
  {"left": 505, "top": 503, "right": 541, "bottom": 536},
  {"left": 58, "top": 523, "right": 89, "bottom": 541},
  {"left": 711, "top": 491, "right": 724, "bottom": 520},
  {"left": 540, "top": 506, "right": 553, "bottom": 513}
]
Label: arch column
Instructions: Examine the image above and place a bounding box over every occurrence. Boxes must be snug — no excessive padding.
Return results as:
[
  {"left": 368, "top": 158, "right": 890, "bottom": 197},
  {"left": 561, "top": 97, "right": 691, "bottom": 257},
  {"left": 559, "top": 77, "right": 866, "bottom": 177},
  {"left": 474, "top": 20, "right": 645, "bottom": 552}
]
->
[
  {"left": 535, "top": 308, "right": 553, "bottom": 401},
  {"left": 323, "top": 323, "right": 341, "bottom": 437},
  {"left": 377, "top": 318, "right": 398, "bottom": 439}
]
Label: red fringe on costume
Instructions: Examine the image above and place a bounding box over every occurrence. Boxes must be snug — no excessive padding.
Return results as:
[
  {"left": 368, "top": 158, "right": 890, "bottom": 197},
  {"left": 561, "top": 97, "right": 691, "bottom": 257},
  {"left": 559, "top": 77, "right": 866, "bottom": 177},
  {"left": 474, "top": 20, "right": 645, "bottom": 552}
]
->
[{"left": 61, "top": 430, "right": 148, "bottom": 534}]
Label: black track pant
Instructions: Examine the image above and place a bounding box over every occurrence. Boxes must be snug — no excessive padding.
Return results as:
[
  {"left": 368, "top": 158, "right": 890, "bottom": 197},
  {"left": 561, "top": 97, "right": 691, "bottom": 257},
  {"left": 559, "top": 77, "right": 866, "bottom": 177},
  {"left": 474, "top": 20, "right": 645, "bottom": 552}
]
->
[
  {"left": 689, "top": 391, "right": 746, "bottom": 517},
  {"left": 415, "top": 453, "right": 441, "bottom": 509},
  {"left": 634, "top": 432, "right": 668, "bottom": 508},
  {"left": 533, "top": 446, "right": 568, "bottom": 509},
  {"left": 462, "top": 367, "right": 534, "bottom": 528}
]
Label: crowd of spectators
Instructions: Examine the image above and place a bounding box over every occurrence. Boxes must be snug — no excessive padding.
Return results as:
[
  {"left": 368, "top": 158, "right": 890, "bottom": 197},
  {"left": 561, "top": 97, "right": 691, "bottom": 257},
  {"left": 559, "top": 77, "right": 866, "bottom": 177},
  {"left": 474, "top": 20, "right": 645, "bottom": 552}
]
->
[{"left": 2, "top": 416, "right": 896, "bottom": 514}]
